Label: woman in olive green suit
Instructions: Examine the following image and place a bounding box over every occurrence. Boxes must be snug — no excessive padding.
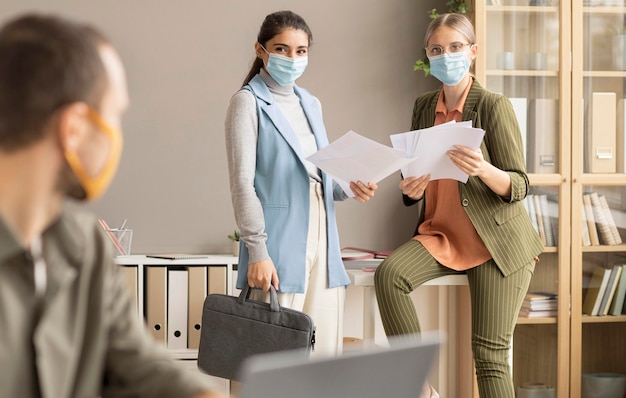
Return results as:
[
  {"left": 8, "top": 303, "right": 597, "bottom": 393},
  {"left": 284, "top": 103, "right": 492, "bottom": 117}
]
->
[{"left": 374, "top": 13, "right": 543, "bottom": 398}]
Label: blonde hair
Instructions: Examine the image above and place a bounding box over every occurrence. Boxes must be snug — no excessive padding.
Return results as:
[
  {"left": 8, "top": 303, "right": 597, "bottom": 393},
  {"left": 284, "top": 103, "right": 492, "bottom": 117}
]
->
[{"left": 424, "top": 13, "right": 475, "bottom": 47}]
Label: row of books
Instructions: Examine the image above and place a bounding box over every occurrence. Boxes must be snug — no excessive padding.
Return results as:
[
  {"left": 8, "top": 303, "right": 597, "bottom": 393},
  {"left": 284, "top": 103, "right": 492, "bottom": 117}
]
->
[
  {"left": 522, "top": 194, "right": 558, "bottom": 247},
  {"left": 582, "top": 265, "right": 626, "bottom": 316},
  {"left": 581, "top": 192, "right": 623, "bottom": 246},
  {"left": 121, "top": 265, "right": 228, "bottom": 350},
  {"left": 522, "top": 191, "right": 624, "bottom": 248},
  {"left": 519, "top": 291, "right": 558, "bottom": 318}
]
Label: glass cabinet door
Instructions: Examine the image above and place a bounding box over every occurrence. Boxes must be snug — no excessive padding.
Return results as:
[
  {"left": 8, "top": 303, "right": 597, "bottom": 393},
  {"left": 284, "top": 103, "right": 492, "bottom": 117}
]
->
[
  {"left": 572, "top": 3, "right": 626, "bottom": 397},
  {"left": 474, "top": 0, "right": 570, "bottom": 396},
  {"left": 476, "top": 0, "right": 562, "bottom": 176},
  {"left": 581, "top": 6, "right": 626, "bottom": 175}
]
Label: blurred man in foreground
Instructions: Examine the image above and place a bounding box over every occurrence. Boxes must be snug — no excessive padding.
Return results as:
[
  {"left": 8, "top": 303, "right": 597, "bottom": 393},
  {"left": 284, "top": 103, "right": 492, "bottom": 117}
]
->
[{"left": 0, "top": 13, "right": 225, "bottom": 398}]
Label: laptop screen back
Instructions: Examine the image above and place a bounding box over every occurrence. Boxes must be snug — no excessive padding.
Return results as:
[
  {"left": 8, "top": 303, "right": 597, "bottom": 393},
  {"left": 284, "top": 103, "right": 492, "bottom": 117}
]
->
[{"left": 237, "top": 334, "right": 441, "bottom": 398}]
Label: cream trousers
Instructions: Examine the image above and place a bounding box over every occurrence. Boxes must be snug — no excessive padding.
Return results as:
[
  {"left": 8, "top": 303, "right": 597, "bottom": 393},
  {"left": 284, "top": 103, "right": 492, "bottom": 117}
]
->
[{"left": 251, "top": 182, "right": 345, "bottom": 357}]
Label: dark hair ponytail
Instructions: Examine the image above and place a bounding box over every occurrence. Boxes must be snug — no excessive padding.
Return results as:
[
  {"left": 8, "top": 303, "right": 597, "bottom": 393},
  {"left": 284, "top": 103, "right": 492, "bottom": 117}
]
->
[{"left": 242, "top": 10, "right": 312, "bottom": 86}]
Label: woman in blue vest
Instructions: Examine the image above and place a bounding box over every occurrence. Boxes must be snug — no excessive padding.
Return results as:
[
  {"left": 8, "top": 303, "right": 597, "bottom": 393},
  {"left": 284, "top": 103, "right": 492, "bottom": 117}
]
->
[{"left": 225, "top": 10, "right": 377, "bottom": 357}]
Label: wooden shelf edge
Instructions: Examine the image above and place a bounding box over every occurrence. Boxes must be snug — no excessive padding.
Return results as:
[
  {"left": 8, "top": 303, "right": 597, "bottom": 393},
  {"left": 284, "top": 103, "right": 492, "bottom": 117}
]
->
[
  {"left": 486, "top": 70, "right": 559, "bottom": 77},
  {"left": 575, "top": 174, "right": 626, "bottom": 185},
  {"left": 582, "top": 5, "right": 626, "bottom": 15},
  {"left": 581, "top": 315, "right": 626, "bottom": 323},
  {"left": 528, "top": 174, "right": 564, "bottom": 185},
  {"left": 582, "top": 244, "right": 626, "bottom": 252},
  {"left": 486, "top": 5, "right": 559, "bottom": 13},
  {"left": 516, "top": 317, "right": 558, "bottom": 325}
]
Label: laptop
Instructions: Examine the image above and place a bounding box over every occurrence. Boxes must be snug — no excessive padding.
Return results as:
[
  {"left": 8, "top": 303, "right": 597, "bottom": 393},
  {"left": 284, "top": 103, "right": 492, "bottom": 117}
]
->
[{"left": 237, "top": 333, "right": 442, "bottom": 398}]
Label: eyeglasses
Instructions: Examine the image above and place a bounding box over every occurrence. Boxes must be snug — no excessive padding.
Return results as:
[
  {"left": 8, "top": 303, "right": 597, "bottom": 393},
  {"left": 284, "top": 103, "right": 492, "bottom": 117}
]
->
[{"left": 425, "top": 42, "right": 473, "bottom": 57}]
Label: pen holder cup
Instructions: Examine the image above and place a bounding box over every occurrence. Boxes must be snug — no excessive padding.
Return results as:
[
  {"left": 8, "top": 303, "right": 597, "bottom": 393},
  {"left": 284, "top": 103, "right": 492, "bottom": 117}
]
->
[{"left": 107, "top": 228, "right": 133, "bottom": 257}]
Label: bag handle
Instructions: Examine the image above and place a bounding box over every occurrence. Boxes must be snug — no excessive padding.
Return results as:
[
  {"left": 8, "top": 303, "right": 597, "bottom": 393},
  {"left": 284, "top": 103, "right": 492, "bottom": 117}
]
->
[{"left": 238, "top": 284, "right": 280, "bottom": 312}]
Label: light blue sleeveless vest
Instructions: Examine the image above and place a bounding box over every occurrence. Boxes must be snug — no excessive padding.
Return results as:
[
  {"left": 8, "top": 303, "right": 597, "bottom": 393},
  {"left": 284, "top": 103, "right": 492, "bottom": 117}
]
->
[{"left": 236, "top": 74, "right": 350, "bottom": 293}]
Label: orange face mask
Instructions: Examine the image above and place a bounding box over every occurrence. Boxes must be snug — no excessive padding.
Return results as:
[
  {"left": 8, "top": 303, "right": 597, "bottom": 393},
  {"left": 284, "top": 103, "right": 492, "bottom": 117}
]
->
[{"left": 64, "top": 108, "right": 123, "bottom": 201}]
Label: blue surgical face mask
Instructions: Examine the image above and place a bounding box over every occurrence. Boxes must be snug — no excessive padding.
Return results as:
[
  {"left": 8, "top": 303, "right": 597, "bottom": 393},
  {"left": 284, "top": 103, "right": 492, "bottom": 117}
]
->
[
  {"left": 261, "top": 46, "right": 308, "bottom": 85},
  {"left": 428, "top": 50, "right": 471, "bottom": 86}
]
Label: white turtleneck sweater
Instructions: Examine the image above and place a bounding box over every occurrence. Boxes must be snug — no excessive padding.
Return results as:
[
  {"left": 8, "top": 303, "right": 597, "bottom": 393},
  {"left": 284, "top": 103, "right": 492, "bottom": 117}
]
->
[{"left": 225, "top": 69, "right": 330, "bottom": 263}]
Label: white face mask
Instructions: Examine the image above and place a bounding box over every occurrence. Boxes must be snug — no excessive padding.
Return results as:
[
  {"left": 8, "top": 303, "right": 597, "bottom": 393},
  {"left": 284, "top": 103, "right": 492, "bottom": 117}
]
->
[{"left": 261, "top": 46, "right": 308, "bottom": 85}]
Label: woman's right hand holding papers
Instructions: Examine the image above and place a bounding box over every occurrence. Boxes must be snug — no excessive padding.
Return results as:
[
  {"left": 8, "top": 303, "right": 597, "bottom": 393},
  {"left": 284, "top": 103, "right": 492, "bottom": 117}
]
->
[{"left": 400, "top": 174, "right": 431, "bottom": 200}]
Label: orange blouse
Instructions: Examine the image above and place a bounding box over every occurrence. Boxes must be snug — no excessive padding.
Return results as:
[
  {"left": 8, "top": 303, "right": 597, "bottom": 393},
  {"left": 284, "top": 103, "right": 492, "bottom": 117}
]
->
[{"left": 413, "top": 81, "right": 492, "bottom": 271}]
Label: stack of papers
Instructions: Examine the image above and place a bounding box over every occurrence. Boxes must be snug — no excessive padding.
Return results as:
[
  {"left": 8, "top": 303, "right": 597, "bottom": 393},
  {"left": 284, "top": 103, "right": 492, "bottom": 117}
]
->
[
  {"left": 306, "top": 131, "right": 415, "bottom": 196},
  {"left": 390, "top": 121, "right": 485, "bottom": 183},
  {"left": 306, "top": 122, "right": 485, "bottom": 196}
]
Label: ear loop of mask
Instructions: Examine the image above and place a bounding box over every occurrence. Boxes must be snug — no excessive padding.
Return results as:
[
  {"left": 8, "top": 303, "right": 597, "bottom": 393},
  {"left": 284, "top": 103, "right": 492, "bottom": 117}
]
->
[{"left": 63, "top": 108, "right": 123, "bottom": 201}]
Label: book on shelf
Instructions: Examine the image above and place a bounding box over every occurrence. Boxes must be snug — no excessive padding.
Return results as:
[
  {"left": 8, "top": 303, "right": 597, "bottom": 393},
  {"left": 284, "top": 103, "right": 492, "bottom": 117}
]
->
[
  {"left": 522, "top": 301, "right": 558, "bottom": 311},
  {"left": 539, "top": 194, "right": 557, "bottom": 246},
  {"left": 589, "top": 192, "right": 615, "bottom": 245},
  {"left": 341, "top": 247, "right": 392, "bottom": 261},
  {"left": 582, "top": 266, "right": 612, "bottom": 316},
  {"left": 598, "top": 194, "right": 622, "bottom": 245},
  {"left": 582, "top": 193, "right": 600, "bottom": 246},
  {"left": 525, "top": 291, "right": 558, "bottom": 301},
  {"left": 524, "top": 195, "right": 540, "bottom": 236},
  {"left": 522, "top": 291, "right": 558, "bottom": 311},
  {"left": 533, "top": 194, "right": 547, "bottom": 246},
  {"left": 581, "top": 207, "right": 592, "bottom": 247},
  {"left": 518, "top": 308, "right": 558, "bottom": 318},
  {"left": 598, "top": 265, "right": 623, "bottom": 316},
  {"left": 608, "top": 265, "right": 626, "bottom": 316}
]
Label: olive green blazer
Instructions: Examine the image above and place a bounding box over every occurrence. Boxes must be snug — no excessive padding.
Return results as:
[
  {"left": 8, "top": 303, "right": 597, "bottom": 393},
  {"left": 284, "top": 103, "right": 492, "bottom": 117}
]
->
[{"left": 407, "top": 78, "right": 544, "bottom": 276}]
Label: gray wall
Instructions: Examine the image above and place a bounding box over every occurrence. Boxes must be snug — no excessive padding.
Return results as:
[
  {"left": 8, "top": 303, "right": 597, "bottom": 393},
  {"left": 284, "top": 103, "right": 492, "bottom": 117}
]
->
[{"left": 1, "top": 0, "right": 443, "bottom": 254}]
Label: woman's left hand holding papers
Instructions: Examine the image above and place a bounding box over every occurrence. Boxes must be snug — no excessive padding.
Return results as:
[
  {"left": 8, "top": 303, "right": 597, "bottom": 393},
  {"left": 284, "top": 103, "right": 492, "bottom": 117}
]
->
[{"left": 350, "top": 181, "right": 377, "bottom": 203}]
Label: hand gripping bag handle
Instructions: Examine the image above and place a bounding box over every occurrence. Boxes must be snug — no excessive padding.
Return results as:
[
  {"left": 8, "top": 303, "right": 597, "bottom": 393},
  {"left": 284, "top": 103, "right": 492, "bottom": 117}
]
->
[{"left": 238, "top": 284, "right": 280, "bottom": 312}]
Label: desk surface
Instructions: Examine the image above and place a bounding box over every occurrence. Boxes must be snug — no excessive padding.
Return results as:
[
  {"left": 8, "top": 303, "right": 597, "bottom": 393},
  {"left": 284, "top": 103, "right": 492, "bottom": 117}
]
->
[
  {"left": 347, "top": 269, "right": 468, "bottom": 287},
  {"left": 114, "top": 254, "right": 238, "bottom": 266}
]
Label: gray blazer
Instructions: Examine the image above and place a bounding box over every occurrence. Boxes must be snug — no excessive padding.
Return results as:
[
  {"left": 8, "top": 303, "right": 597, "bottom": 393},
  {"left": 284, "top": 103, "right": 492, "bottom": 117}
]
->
[{"left": 407, "top": 78, "right": 544, "bottom": 276}]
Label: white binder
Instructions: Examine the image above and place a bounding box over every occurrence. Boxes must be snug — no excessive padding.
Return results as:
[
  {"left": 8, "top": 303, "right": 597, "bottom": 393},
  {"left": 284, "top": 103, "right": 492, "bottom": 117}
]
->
[
  {"left": 167, "top": 268, "right": 189, "bottom": 349},
  {"left": 527, "top": 99, "right": 558, "bottom": 174}
]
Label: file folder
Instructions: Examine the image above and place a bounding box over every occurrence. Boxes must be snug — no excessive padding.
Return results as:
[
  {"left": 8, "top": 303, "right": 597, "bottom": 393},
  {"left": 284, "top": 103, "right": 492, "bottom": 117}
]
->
[
  {"left": 208, "top": 266, "right": 227, "bottom": 295},
  {"left": 145, "top": 265, "right": 167, "bottom": 342},
  {"left": 616, "top": 98, "right": 626, "bottom": 173},
  {"left": 167, "top": 267, "right": 189, "bottom": 349},
  {"left": 509, "top": 98, "right": 527, "bottom": 164},
  {"left": 187, "top": 266, "right": 207, "bottom": 349},
  {"left": 588, "top": 92, "right": 616, "bottom": 173},
  {"left": 120, "top": 265, "right": 139, "bottom": 314},
  {"left": 527, "top": 99, "right": 558, "bottom": 174}
]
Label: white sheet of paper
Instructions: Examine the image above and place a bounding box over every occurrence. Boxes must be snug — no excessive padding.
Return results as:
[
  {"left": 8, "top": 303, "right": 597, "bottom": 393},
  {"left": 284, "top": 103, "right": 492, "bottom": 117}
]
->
[
  {"left": 306, "top": 130, "right": 416, "bottom": 197},
  {"left": 390, "top": 121, "right": 484, "bottom": 183}
]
